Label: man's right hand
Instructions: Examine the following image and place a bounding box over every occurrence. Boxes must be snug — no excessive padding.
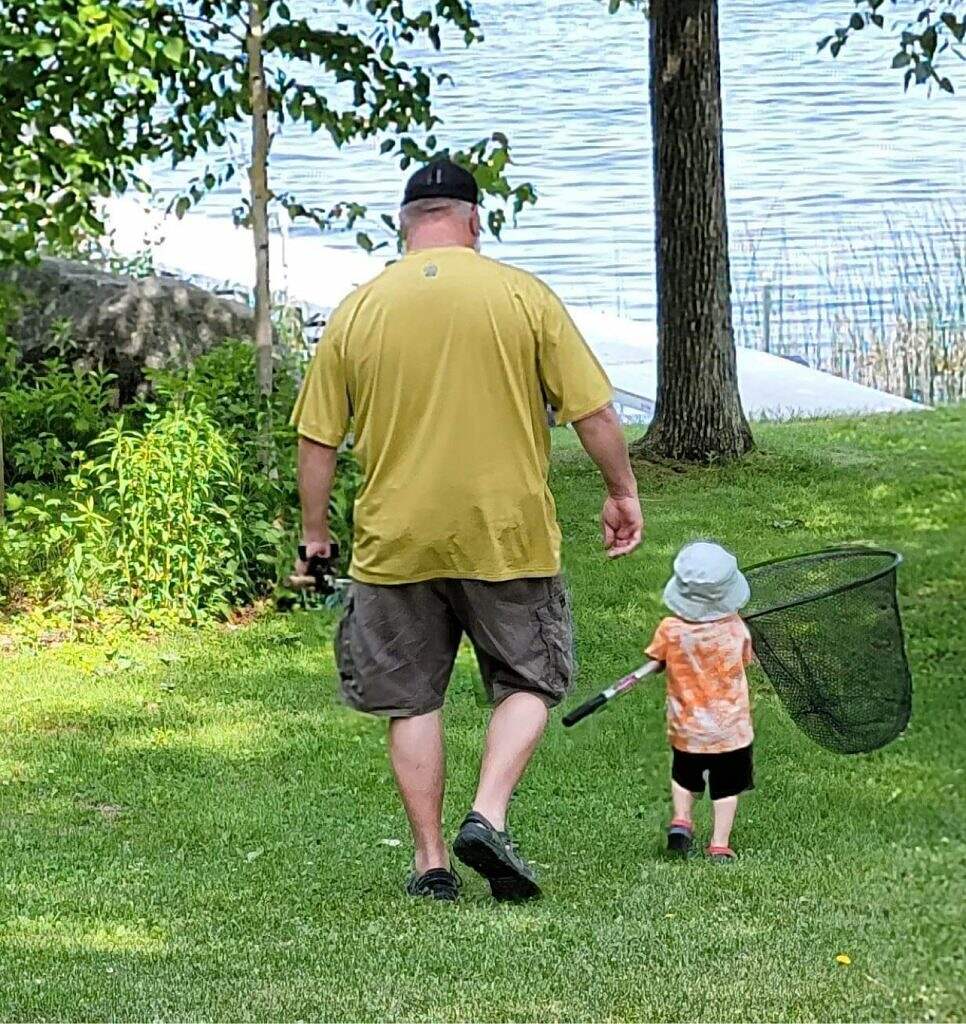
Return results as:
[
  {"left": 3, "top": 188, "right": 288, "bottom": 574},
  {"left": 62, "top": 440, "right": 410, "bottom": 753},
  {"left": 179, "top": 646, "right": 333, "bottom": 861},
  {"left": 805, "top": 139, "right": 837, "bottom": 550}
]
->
[
  {"left": 294, "top": 536, "right": 332, "bottom": 578},
  {"left": 602, "top": 495, "right": 644, "bottom": 558}
]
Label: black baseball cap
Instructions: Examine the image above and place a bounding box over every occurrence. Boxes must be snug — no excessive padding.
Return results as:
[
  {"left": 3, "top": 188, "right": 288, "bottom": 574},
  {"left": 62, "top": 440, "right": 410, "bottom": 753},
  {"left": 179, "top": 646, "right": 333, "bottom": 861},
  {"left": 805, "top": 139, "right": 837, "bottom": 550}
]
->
[{"left": 402, "top": 159, "right": 480, "bottom": 207}]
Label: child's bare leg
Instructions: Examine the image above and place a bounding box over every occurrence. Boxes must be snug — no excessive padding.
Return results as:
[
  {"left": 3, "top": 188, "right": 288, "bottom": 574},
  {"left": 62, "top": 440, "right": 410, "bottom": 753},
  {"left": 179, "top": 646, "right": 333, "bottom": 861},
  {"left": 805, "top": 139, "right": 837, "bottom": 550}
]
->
[
  {"left": 671, "top": 780, "right": 695, "bottom": 825},
  {"left": 710, "top": 795, "right": 738, "bottom": 849}
]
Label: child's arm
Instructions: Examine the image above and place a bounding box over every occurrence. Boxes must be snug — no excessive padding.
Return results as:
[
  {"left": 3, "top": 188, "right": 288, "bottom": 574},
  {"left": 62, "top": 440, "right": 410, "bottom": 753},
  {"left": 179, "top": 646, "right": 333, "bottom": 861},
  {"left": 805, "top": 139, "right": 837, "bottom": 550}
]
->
[
  {"left": 645, "top": 618, "right": 669, "bottom": 667},
  {"left": 742, "top": 625, "right": 757, "bottom": 667}
]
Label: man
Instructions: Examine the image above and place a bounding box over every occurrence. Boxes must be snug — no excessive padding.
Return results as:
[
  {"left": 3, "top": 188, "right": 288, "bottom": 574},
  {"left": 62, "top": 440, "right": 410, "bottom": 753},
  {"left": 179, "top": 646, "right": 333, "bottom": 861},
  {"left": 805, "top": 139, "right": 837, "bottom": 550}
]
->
[{"left": 292, "top": 159, "right": 643, "bottom": 903}]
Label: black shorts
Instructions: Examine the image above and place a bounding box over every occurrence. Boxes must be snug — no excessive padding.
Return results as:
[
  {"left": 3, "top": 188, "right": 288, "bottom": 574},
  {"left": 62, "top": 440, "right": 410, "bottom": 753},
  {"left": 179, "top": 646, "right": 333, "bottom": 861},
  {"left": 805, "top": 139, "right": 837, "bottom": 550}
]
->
[
  {"left": 671, "top": 744, "right": 754, "bottom": 801},
  {"left": 336, "top": 576, "right": 574, "bottom": 718}
]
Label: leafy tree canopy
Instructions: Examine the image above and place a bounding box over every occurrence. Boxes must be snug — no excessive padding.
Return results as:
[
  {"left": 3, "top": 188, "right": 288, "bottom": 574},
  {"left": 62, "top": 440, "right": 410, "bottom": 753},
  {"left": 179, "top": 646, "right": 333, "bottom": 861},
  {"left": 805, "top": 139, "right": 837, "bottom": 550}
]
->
[{"left": 0, "top": 0, "right": 535, "bottom": 262}]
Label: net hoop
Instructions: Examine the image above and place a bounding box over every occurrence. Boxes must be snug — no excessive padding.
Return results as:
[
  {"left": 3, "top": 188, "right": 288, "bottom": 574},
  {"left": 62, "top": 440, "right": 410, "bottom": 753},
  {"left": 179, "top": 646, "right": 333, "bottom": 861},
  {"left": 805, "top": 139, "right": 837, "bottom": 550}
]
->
[{"left": 742, "top": 546, "right": 903, "bottom": 622}]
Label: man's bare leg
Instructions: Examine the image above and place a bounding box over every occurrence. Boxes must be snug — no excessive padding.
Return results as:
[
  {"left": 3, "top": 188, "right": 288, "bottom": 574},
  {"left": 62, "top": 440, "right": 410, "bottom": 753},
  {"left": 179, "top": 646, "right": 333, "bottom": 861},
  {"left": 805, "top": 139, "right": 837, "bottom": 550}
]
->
[
  {"left": 471, "top": 692, "right": 549, "bottom": 831},
  {"left": 388, "top": 711, "right": 448, "bottom": 874}
]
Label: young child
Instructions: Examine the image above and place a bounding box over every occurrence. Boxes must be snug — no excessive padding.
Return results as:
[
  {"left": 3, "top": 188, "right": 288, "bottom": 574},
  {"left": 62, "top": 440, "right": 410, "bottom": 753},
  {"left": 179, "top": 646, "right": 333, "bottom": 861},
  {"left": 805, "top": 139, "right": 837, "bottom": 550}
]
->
[{"left": 645, "top": 541, "right": 755, "bottom": 862}]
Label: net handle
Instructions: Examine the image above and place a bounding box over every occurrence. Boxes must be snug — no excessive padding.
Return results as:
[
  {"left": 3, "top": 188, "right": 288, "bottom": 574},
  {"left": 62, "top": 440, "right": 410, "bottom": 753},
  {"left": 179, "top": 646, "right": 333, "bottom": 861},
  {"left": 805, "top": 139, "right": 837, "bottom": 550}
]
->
[{"left": 741, "top": 546, "right": 903, "bottom": 623}]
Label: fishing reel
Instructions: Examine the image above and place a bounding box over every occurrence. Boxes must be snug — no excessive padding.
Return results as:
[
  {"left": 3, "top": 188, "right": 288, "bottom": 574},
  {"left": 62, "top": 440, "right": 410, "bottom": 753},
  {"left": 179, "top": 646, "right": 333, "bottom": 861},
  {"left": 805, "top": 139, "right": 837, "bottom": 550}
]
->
[{"left": 286, "top": 541, "right": 347, "bottom": 599}]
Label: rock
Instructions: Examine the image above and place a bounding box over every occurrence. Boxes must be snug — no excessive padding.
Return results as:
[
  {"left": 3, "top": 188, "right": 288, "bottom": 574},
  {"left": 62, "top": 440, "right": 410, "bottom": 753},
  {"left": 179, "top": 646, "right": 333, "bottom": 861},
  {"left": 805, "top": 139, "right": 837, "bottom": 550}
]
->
[{"left": 0, "top": 258, "right": 257, "bottom": 402}]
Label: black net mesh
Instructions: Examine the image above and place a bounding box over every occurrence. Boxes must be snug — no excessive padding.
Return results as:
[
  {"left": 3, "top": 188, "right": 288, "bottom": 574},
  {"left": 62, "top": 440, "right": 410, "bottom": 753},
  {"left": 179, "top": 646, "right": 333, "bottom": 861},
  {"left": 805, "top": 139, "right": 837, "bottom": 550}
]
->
[{"left": 742, "top": 548, "right": 912, "bottom": 754}]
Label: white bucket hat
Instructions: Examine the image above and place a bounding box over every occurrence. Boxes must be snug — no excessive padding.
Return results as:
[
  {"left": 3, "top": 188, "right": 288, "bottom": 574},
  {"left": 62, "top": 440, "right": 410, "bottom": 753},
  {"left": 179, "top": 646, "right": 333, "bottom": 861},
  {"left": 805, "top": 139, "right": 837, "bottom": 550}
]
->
[{"left": 662, "top": 541, "right": 750, "bottom": 622}]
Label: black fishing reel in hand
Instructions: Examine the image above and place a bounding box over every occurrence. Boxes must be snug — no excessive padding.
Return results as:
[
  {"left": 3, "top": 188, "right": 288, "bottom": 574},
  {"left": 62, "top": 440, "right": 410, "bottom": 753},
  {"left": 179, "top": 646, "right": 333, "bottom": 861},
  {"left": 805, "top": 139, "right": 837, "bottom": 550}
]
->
[{"left": 288, "top": 541, "right": 342, "bottom": 597}]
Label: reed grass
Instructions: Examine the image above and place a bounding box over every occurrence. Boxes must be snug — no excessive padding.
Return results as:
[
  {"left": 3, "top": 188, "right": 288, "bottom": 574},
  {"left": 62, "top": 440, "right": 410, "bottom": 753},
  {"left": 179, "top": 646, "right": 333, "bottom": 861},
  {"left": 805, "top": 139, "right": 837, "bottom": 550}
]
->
[{"left": 733, "top": 206, "right": 966, "bottom": 404}]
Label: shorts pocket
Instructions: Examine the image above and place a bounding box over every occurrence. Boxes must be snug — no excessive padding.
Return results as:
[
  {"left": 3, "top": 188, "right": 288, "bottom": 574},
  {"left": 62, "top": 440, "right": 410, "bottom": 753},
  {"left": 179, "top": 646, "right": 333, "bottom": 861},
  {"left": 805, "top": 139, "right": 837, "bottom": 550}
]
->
[
  {"left": 335, "top": 593, "right": 360, "bottom": 699},
  {"left": 534, "top": 581, "right": 574, "bottom": 697}
]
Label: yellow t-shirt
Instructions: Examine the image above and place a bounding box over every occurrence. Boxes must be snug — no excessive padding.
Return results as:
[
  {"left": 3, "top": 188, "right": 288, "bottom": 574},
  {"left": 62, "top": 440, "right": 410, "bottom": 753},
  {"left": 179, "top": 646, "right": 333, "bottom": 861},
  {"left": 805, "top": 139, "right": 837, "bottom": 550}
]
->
[{"left": 291, "top": 246, "right": 613, "bottom": 584}]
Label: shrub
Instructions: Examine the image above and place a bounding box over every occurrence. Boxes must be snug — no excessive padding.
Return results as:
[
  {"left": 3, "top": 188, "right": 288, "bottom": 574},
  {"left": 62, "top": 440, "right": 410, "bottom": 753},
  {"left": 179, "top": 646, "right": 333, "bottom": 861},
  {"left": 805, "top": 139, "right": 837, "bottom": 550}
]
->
[
  {"left": 145, "top": 338, "right": 360, "bottom": 560},
  {"left": 78, "top": 404, "right": 261, "bottom": 618},
  {"left": 0, "top": 354, "right": 117, "bottom": 486},
  {"left": 1, "top": 337, "right": 360, "bottom": 622},
  {"left": 2, "top": 403, "right": 281, "bottom": 622},
  {"left": 0, "top": 490, "right": 75, "bottom": 608}
]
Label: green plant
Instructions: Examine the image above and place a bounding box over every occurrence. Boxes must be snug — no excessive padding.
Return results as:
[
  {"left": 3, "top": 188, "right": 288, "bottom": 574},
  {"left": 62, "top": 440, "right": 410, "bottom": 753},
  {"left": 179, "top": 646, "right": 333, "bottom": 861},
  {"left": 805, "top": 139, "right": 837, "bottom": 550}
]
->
[
  {"left": 0, "top": 350, "right": 117, "bottom": 487},
  {"left": 0, "top": 362, "right": 111, "bottom": 486},
  {"left": 69, "top": 404, "right": 260, "bottom": 621},
  {"left": 0, "top": 489, "right": 69, "bottom": 602},
  {"left": 0, "top": 332, "right": 360, "bottom": 621},
  {"left": 146, "top": 337, "right": 360, "bottom": 560},
  {"left": 822, "top": 1, "right": 965, "bottom": 93}
]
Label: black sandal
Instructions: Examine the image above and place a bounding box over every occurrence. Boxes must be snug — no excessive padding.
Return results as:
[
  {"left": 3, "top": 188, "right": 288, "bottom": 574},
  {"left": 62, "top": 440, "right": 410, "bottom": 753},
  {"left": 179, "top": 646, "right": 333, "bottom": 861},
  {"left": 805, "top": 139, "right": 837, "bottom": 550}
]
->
[
  {"left": 666, "top": 819, "right": 694, "bottom": 857},
  {"left": 405, "top": 867, "right": 462, "bottom": 902},
  {"left": 453, "top": 812, "right": 541, "bottom": 902}
]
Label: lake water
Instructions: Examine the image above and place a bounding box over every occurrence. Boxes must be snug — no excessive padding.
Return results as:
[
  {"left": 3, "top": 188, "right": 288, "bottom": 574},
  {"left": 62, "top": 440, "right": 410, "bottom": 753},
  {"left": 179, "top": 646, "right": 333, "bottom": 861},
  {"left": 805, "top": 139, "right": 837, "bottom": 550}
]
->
[{"left": 150, "top": 0, "right": 966, "bottom": 355}]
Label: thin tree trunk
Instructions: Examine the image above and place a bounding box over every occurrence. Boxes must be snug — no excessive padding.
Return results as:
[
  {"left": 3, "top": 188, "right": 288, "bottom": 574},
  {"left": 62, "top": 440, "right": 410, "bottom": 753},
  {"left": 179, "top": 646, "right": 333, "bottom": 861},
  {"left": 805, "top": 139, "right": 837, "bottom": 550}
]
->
[
  {"left": 247, "top": 0, "right": 273, "bottom": 469},
  {"left": 635, "top": 0, "right": 753, "bottom": 463}
]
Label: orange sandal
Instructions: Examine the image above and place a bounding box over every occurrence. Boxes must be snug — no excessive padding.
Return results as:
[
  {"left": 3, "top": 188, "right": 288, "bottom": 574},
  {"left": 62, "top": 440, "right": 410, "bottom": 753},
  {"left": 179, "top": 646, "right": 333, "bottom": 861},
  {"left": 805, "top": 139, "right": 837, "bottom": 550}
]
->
[{"left": 707, "top": 845, "right": 737, "bottom": 863}]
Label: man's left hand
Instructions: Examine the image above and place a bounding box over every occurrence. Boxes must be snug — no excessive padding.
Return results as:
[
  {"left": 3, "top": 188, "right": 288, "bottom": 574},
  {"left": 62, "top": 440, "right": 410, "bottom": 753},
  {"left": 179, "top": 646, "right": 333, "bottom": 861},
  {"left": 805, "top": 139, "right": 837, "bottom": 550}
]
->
[{"left": 602, "top": 495, "right": 644, "bottom": 558}]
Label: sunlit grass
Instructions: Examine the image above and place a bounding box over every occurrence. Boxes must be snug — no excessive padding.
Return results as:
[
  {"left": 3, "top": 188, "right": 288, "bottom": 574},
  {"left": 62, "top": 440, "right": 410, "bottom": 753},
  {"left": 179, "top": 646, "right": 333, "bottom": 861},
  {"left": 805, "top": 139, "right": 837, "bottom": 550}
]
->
[{"left": 0, "top": 408, "right": 964, "bottom": 1021}]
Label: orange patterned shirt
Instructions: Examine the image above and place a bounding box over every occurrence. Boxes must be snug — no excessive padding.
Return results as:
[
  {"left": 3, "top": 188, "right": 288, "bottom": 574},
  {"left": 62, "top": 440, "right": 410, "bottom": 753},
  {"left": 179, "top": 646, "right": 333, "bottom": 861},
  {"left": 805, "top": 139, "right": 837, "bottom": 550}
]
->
[{"left": 645, "top": 615, "right": 755, "bottom": 754}]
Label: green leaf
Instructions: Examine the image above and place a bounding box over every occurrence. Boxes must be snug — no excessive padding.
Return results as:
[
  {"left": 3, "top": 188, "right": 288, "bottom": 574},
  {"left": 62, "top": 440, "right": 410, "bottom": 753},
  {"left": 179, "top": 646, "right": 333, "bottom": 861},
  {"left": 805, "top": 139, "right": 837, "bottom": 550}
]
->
[
  {"left": 849, "top": 13, "right": 864, "bottom": 31},
  {"left": 355, "top": 231, "right": 374, "bottom": 253},
  {"left": 78, "top": 4, "right": 107, "bottom": 22},
  {"left": 921, "top": 26, "right": 938, "bottom": 59},
  {"left": 163, "top": 38, "right": 186, "bottom": 65},
  {"left": 379, "top": 139, "right": 394, "bottom": 154},
  {"left": 941, "top": 13, "right": 966, "bottom": 43},
  {"left": 939, "top": 77, "right": 954, "bottom": 93},
  {"left": 113, "top": 33, "right": 133, "bottom": 61},
  {"left": 89, "top": 22, "right": 113, "bottom": 46},
  {"left": 892, "top": 51, "right": 912, "bottom": 68}
]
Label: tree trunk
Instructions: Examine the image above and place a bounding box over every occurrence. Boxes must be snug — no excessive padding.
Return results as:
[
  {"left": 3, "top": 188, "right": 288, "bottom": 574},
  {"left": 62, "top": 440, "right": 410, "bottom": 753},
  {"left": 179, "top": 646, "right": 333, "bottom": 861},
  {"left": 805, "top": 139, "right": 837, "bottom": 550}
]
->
[
  {"left": 0, "top": 414, "right": 5, "bottom": 516},
  {"left": 635, "top": 0, "right": 754, "bottom": 463},
  {"left": 247, "top": 0, "right": 273, "bottom": 469}
]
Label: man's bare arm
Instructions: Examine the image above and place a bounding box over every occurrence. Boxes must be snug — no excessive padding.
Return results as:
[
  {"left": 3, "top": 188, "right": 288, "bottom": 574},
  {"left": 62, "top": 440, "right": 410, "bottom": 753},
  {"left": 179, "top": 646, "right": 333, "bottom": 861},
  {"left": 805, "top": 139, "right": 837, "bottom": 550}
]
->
[
  {"left": 572, "top": 404, "right": 636, "bottom": 497},
  {"left": 572, "top": 404, "right": 643, "bottom": 558},
  {"left": 297, "top": 437, "right": 339, "bottom": 564}
]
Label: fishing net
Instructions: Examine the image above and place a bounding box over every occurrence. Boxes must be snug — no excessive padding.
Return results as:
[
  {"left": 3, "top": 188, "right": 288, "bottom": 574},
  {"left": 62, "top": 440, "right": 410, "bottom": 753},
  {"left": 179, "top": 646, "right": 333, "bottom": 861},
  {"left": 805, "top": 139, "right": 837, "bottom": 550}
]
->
[{"left": 742, "top": 548, "right": 912, "bottom": 754}]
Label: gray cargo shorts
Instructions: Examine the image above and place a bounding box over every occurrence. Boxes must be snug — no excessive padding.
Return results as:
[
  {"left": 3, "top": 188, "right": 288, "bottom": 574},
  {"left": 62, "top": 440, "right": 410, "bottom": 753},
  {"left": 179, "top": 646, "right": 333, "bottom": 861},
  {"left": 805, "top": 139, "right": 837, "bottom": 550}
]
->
[{"left": 335, "top": 576, "right": 575, "bottom": 718}]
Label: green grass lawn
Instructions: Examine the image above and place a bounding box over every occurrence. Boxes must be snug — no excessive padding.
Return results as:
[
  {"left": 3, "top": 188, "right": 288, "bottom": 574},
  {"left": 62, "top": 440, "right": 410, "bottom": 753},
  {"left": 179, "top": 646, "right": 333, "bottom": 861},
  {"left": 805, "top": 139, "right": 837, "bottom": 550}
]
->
[{"left": 2, "top": 409, "right": 964, "bottom": 1022}]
